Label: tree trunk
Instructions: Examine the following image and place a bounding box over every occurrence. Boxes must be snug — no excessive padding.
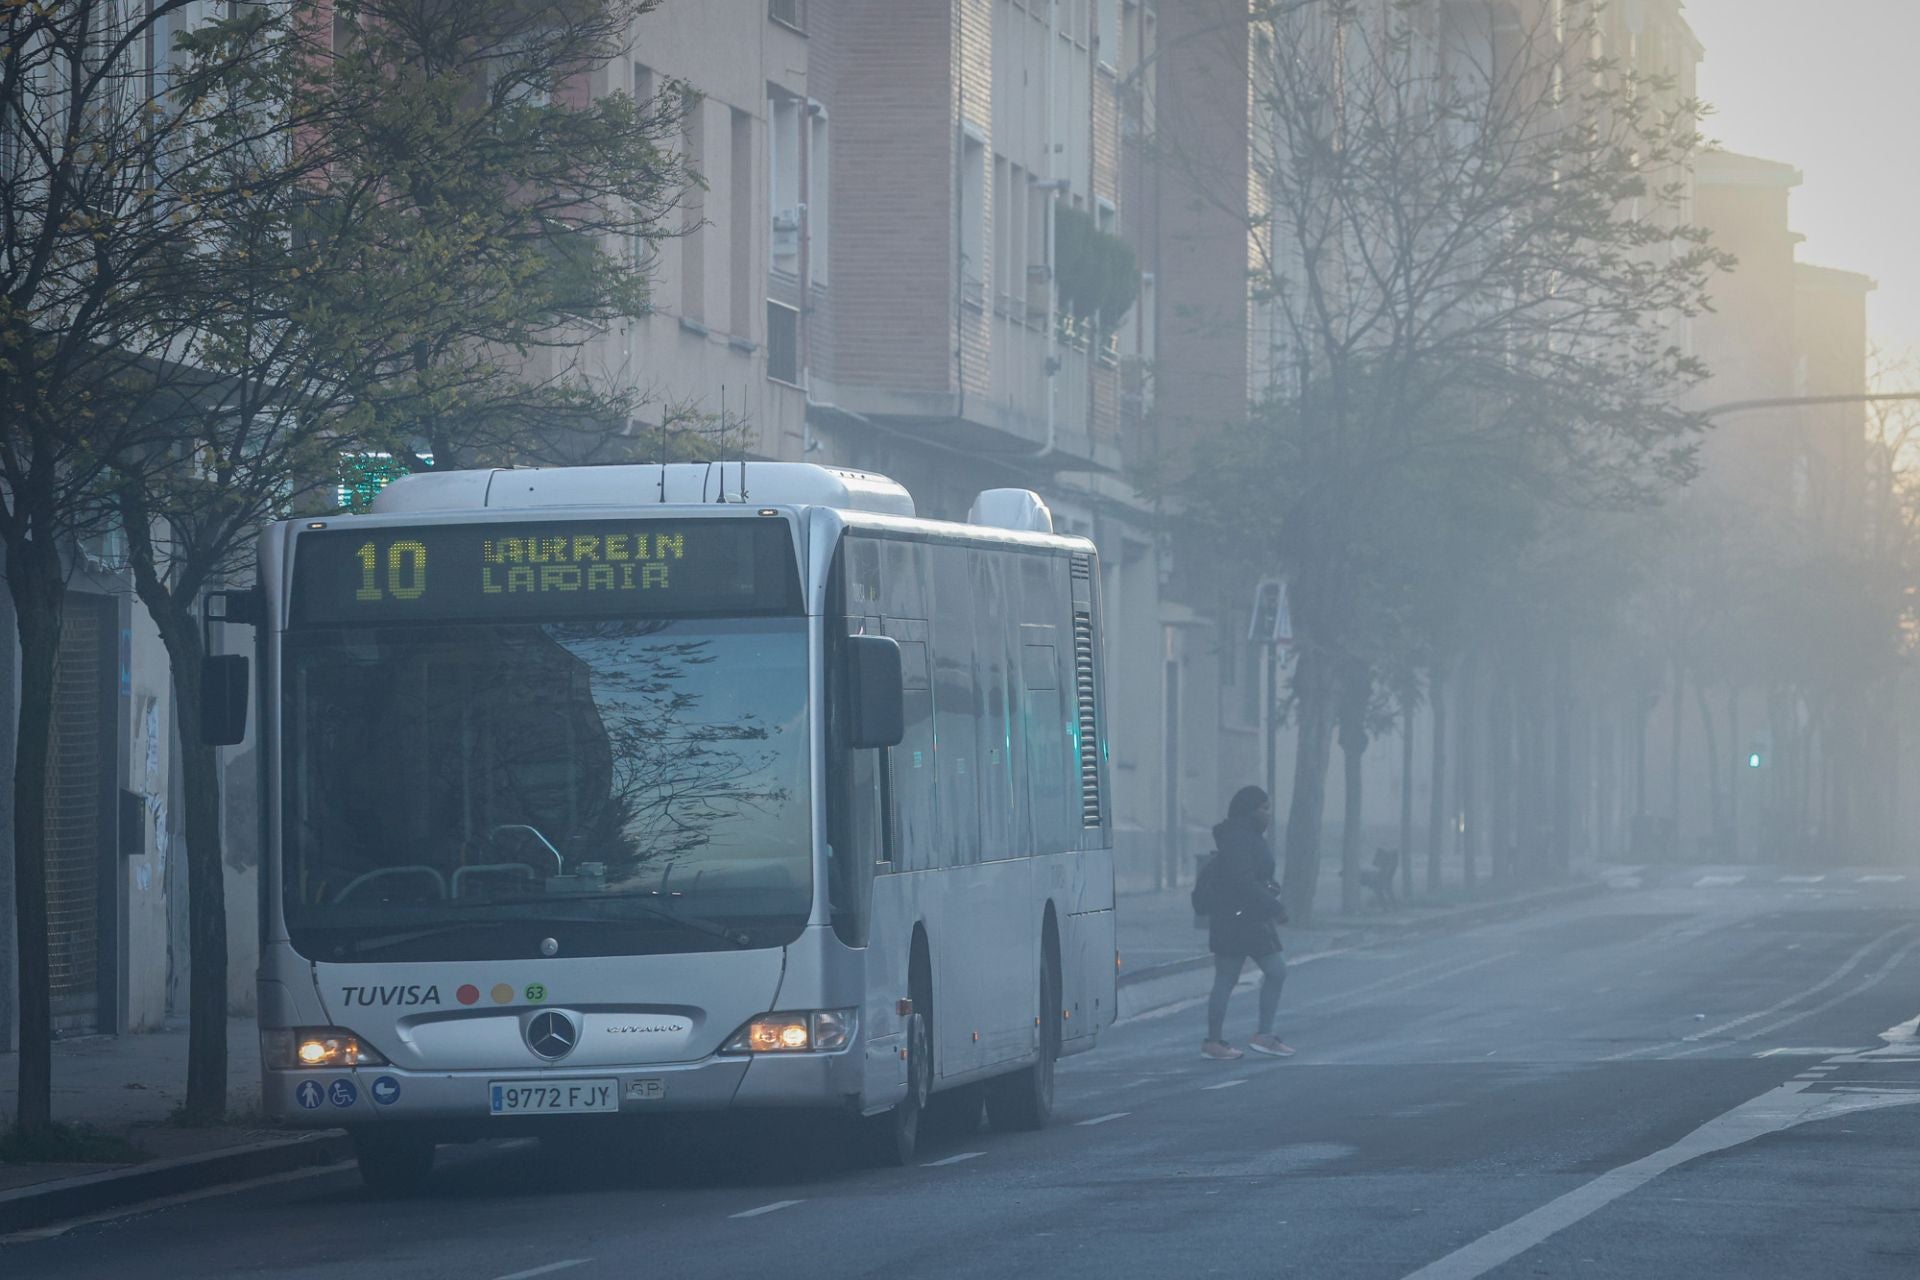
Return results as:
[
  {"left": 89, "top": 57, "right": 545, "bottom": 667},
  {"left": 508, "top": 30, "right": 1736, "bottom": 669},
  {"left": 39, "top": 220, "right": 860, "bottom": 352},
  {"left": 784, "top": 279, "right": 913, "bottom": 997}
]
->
[
  {"left": 1337, "top": 663, "right": 1369, "bottom": 917},
  {"left": 1489, "top": 665, "right": 1512, "bottom": 883},
  {"left": 136, "top": 591, "right": 231, "bottom": 1121},
  {"left": 1728, "top": 689, "right": 1741, "bottom": 863},
  {"left": 1668, "top": 661, "right": 1684, "bottom": 847},
  {"left": 1458, "top": 655, "right": 1479, "bottom": 890},
  {"left": 1693, "top": 679, "right": 1724, "bottom": 861},
  {"left": 1280, "top": 646, "right": 1336, "bottom": 926},
  {"left": 5, "top": 538, "right": 66, "bottom": 1137},
  {"left": 1552, "top": 634, "right": 1573, "bottom": 877},
  {"left": 1399, "top": 698, "right": 1414, "bottom": 902},
  {"left": 1426, "top": 670, "right": 1448, "bottom": 894}
]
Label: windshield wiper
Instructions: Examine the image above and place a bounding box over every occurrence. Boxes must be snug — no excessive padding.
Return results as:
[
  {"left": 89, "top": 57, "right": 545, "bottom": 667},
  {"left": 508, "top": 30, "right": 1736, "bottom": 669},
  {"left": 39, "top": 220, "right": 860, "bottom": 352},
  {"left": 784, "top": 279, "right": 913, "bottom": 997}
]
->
[
  {"left": 341, "top": 920, "right": 511, "bottom": 957},
  {"left": 474, "top": 895, "right": 755, "bottom": 949}
]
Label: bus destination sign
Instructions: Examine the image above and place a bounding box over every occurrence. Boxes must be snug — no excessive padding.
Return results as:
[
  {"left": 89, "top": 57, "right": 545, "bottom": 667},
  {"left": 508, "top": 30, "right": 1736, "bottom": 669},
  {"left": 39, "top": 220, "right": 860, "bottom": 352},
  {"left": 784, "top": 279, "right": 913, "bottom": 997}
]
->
[{"left": 289, "top": 518, "right": 799, "bottom": 625}]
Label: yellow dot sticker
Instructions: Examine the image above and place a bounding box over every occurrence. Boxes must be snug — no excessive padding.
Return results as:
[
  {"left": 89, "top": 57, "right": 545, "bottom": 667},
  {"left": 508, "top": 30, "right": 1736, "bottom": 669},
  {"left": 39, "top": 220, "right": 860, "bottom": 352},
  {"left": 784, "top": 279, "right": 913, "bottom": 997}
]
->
[{"left": 491, "top": 983, "right": 514, "bottom": 1005}]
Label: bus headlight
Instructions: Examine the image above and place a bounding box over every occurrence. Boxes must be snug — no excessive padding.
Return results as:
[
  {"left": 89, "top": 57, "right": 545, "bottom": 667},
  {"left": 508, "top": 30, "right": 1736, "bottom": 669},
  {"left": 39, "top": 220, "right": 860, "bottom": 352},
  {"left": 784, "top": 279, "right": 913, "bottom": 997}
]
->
[
  {"left": 722, "top": 1009, "right": 858, "bottom": 1054},
  {"left": 264, "top": 1027, "right": 389, "bottom": 1070}
]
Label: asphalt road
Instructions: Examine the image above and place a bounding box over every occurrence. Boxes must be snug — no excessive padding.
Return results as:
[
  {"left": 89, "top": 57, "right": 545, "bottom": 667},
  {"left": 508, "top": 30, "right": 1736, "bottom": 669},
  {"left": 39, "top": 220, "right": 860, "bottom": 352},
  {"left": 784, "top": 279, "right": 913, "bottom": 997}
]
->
[{"left": 10, "top": 870, "right": 1920, "bottom": 1279}]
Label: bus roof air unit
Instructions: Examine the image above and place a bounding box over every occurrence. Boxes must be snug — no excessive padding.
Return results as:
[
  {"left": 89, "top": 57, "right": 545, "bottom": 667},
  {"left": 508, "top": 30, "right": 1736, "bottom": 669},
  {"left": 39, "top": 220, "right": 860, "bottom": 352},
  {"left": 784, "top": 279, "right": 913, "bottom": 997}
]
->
[
  {"left": 371, "top": 462, "right": 916, "bottom": 517},
  {"left": 966, "top": 488, "right": 1055, "bottom": 534}
]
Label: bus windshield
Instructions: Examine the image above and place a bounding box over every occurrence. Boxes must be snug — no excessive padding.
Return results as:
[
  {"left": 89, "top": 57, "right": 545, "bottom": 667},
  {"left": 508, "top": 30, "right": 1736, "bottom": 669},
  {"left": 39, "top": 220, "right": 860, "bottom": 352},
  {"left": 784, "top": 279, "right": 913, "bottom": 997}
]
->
[{"left": 280, "top": 616, "right": 811, "bottom": 961}]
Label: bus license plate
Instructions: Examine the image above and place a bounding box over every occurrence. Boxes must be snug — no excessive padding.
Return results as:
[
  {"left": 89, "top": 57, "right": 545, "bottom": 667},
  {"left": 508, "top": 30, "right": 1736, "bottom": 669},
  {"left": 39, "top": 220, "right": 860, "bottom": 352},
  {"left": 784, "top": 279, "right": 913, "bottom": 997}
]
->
[{"left": 489, "top": 1080, "right": 618, "bottom": 1116}]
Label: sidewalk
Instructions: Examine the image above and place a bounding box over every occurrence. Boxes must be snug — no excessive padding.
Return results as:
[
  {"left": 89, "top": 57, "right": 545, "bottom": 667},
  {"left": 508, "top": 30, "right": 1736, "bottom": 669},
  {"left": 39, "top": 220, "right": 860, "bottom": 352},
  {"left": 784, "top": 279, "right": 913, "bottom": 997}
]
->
[
  {"left": 0, "top": 867, "right": 1598, "bottom": 1233},
  {"left": 0, "top": 1018, "right": 350, "bottom": 1234}
]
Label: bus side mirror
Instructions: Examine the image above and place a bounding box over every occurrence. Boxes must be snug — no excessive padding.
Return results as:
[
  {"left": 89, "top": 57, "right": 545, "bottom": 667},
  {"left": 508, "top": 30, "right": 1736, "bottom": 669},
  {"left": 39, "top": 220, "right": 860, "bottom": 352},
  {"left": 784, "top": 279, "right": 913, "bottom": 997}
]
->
[
  {"left": 200, "top": 654, "right": 250, "bottom": 746},
  {"left": 845, "top": 635, "right": 904, "bottom": 749}
]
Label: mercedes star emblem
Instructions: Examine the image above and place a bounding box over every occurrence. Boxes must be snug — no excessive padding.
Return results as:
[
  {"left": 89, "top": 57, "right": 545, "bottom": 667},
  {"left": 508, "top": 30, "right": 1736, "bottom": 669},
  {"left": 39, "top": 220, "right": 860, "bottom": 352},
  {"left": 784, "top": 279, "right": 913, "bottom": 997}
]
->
[{"left": 525, "top": 1010, "right": 578, "bottom": 1061}]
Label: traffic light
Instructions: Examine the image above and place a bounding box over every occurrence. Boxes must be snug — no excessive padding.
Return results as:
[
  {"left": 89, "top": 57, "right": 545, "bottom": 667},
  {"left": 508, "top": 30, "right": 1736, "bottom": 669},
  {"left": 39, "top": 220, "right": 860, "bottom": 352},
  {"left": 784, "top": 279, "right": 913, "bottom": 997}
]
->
[{"left": 1747, "top": 747, "right": 1764, "bottom": 769}]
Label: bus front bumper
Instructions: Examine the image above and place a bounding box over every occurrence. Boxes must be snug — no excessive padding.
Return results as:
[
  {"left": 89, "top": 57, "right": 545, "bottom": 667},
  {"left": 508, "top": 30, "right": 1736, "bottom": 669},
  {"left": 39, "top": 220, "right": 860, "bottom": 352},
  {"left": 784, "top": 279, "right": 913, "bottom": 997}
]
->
[{"left": 264, "top": 1048, "right": 866, "bottom": 1128}]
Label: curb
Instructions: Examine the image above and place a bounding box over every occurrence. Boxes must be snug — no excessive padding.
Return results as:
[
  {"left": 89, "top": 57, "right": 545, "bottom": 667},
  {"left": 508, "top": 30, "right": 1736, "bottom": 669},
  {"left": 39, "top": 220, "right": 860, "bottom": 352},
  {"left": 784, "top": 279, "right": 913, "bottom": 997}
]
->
[
  {"left": 1114, "top": 878, "right": 1605, "bottom": 1007},
  {"left": 0, "top": 1129, "right": 352, "bottom": 1235}
]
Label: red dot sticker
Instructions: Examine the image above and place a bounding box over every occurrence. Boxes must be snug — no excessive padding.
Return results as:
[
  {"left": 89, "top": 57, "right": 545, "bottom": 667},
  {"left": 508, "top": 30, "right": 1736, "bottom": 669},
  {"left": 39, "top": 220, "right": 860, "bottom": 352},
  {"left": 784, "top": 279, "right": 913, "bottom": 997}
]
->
[{"left": 456, "top": 984, "right": 479, "bottom": 1006}]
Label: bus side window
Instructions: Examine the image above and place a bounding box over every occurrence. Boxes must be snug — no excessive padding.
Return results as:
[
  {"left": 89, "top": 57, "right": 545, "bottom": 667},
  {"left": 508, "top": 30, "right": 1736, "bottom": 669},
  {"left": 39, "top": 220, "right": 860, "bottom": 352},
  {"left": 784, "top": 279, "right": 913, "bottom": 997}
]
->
[
  {"left": 893, "top": 635, "right": 935, "bottom": 872},
  {"left": 972, "top": 551, "right": 1015, "bottom": 862},
  {"left": 931, "top": 543, "right": 980, "bottom": 868}
]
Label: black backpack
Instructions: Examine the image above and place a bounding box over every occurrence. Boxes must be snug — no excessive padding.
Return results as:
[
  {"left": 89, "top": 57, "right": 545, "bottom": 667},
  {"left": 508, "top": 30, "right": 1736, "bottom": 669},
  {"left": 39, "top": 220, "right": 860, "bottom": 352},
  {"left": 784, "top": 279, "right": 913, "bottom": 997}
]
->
[{"left": 1191, "top": 853, "right": 1226, "bottom": 922}]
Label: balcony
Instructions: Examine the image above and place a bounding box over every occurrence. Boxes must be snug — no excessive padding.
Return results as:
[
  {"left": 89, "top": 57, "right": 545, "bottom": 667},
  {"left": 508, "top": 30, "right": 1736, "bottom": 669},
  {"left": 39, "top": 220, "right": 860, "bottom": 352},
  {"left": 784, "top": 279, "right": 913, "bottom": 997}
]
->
[{"left": 769, "top": 0, "right": 805, "bottom": 34}]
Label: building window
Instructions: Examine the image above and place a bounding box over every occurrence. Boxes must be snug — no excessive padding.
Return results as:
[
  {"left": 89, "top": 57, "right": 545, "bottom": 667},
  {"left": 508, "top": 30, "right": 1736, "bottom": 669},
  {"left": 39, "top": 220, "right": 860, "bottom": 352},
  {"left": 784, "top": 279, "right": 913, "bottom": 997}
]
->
[
  {"left": 1026, "top": 179, "right": 1052, "bottom": 322},
  {"left": 960, "top": 125, "right": 987, "bottom": 309},
  {"left": 770, "top": 90, "right": 802, "bottom": 279},
  {"left": 807, "top": 102, "right": 829, "bottom": 286},
  {"left": 769, "top": 0, "right": 806, "bottom": 32},
  {"left": 767, "top": 300, "right": 800, "bottom": 385},
  {"left": 1096, "top": 0, "right": 1118, "bottom": 70}
]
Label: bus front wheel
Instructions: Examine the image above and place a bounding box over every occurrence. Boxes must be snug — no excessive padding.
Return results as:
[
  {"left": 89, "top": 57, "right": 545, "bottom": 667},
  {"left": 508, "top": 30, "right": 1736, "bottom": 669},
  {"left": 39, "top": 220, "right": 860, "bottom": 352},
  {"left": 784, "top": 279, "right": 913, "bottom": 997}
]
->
[
  {"left": 352, "top": 1129, "right": 436, "bottom": 1196},
  {"left": 987, "top": 948, "right": 1059, "bottom": 1132},
  {"left": 867, "top": 1009, "right": 929, "bottom": 1166}
]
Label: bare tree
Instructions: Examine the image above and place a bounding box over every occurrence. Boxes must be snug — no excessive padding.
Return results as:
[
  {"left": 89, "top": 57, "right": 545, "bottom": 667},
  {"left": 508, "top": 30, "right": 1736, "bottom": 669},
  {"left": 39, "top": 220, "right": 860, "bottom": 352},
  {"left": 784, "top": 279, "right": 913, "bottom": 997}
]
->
[{"left": 1163, "top": 0, "right": 1726, "bottom": 922}]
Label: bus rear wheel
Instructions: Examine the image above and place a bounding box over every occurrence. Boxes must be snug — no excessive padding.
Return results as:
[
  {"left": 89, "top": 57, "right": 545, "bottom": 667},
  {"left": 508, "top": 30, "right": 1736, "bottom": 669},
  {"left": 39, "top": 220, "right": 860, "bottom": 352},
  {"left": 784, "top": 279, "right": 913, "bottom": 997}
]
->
[
  {"left": 867, "top": 1009, "right": 929, "bottom": 1166},
  {"left": 352, "top": 1130, "right": 436, "bottom": 1196},
  {"left": 987, "top": 948, "right": 1059, "bottom": 1132}
]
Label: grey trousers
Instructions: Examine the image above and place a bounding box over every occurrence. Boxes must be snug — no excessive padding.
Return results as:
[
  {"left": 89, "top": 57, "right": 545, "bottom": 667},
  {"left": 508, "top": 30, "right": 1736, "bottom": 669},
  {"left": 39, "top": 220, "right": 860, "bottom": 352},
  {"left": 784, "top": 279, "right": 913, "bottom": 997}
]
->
[{"left": 1206, "top": 951, "right": 1287, "bottom": 1041}]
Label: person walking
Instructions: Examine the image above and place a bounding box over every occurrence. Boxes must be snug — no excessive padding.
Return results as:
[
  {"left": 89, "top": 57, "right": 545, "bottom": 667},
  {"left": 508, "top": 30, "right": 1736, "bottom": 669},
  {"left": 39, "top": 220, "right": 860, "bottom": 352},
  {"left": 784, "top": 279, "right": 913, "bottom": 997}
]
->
[{"left": 1201, "top": 786, "right": 1296, "bottom": 1061}]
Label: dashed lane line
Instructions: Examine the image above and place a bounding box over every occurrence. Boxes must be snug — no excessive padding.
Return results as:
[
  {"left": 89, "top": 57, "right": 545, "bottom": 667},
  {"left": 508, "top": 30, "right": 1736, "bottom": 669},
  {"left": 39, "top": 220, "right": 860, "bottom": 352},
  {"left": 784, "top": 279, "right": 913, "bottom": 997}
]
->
[
  {"left": 923, "top": 1152, "right": 986, "bottom": 1167},
  {"left": 491, "top": 1263, "right": 592, "bottom": 1280},
  {"left": 730, "top": 1200, "right": 804, "bottom": 1220},
  {"left": 1202, "top": 1078, "right": 1249, "bottom": 1091},
  {"left": 1076, "top": 1112, "right": 1131, "bottom": 1126},
  {"left": 1859, "top": 874, "right": 1908, "bottom": 883},
  {"left": 1692, "top": 874, "right": 1747, "bottom": 888}
]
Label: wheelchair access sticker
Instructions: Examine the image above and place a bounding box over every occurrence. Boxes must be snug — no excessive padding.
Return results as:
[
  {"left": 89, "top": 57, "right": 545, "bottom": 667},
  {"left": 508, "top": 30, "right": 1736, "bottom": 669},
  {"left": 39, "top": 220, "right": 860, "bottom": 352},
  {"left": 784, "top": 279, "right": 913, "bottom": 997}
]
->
[{"left": 328, "top": 1079, "right": 358, "bottom": 1108}]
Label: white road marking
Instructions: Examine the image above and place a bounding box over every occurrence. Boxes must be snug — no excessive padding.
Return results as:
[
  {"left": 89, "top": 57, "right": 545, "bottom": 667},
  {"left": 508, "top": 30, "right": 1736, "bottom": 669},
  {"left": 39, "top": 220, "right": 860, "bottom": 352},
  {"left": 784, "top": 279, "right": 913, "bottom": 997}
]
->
[
  {"left": 1779, "top": 875, "right": 1826, "bottom": 884},
  {"left": 491, "top": 1263, "right": 592, "bottom": 1280},
  {"left": 1755, "top": 1047, "right": 1869, "bottom": 1058},
  {"left": 1606, "top": 925, "right": 1915, "bottom": 1060},
  {"left": 1667, "top": 936, "right": 1920, "bottom": 1058},
  {"left": 1398, "top": 1050, "right": 1920, "bottom": 1280},
  {"left": 1858, "top": 874, "right": 1907, "bottom": 883},
  {"left": 1076, "top": 1111, "right": 1131, "bottom": 1126},
  {"left": 0, "top": 1160, "right": 356, "bottom": 1243},
  {"left": 923, "top": 1151, "right": 986, "bottom": 1167},
  {"left": 730, "top": 1200, "right": 804, "bottom": 1219},
  {"left": 1202, "top": 1078, "right": 1249, "bottom": 1091},
  {"left": 1692, "top": 874, "right": 1746, "bottom": 888}
]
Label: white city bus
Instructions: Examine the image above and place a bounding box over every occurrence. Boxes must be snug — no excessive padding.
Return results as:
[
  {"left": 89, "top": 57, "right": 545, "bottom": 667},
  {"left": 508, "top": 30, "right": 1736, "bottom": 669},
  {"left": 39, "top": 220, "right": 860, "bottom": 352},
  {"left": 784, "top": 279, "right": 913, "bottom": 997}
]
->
[{"left": 214, "top": 463, "right": 1114, "bottom": 1190}]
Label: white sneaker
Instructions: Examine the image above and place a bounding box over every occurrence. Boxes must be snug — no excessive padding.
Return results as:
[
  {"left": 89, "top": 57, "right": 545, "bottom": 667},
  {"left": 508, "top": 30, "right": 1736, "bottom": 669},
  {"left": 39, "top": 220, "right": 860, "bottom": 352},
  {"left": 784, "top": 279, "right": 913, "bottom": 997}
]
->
[
  {"left": 1201, "top": 1040, "right": 1245, "bottom": 1061},
  {"left": 1247, "top": 1035, "right": 1296, "bottom": 1057}
]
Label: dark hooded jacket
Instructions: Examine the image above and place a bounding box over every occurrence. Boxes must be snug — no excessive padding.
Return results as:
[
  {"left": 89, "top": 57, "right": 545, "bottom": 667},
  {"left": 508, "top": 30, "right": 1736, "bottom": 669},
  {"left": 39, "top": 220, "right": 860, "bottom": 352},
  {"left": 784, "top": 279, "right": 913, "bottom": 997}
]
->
[{"left": 1206, "top": 812, "right": 1286, "bottom": 958}]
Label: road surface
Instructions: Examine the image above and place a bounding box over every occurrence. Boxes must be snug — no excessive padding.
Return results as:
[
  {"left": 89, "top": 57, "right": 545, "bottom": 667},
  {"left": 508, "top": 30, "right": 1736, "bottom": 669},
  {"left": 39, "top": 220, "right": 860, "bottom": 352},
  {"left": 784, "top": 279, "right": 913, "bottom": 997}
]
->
[{"left": 10, "top": 869, "right": 1919, "bottom": 1279}]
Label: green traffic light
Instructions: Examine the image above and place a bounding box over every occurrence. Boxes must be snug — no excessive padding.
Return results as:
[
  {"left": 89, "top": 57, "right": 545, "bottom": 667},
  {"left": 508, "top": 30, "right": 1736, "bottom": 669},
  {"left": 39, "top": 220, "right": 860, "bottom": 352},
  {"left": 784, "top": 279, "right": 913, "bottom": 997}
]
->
[{"left": 1748, "top": 752, "right": 1762, "bottom": 769}]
